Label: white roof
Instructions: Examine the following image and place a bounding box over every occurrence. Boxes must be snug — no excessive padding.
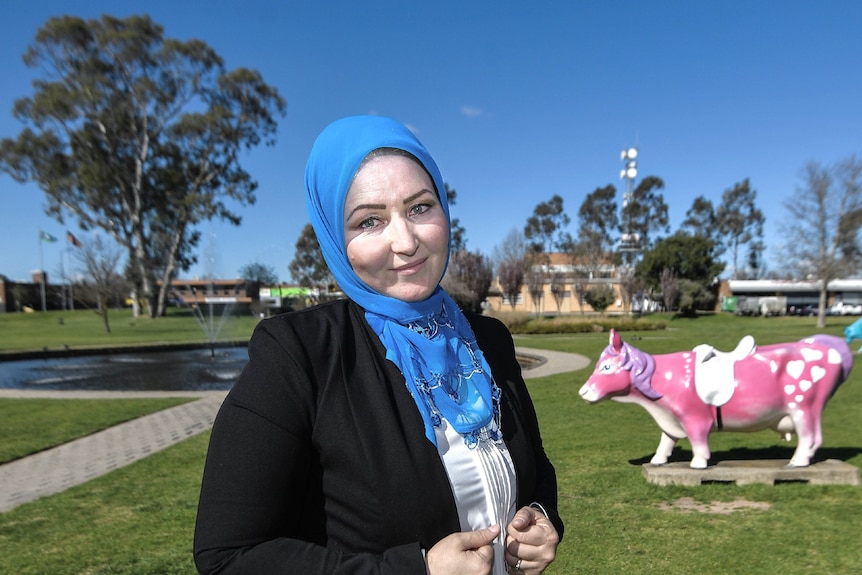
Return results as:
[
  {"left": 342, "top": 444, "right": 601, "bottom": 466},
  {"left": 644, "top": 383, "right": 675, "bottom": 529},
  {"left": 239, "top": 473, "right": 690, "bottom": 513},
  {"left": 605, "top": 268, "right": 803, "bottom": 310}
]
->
[{"left": 728, "top": 279, "right": 862, "bottom": 293}]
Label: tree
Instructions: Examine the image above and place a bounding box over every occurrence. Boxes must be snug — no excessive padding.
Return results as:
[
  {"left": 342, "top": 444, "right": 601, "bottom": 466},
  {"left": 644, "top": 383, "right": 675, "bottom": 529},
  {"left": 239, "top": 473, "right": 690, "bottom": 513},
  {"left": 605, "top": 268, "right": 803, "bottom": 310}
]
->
[
  {"left": 493, "top": 228, "right": 527, "bottom": 310},
  {"left": 444, "top": 183, "right": 468, "bottom": 252},
  {"left": 660, "top": 267, "right": 679, "bottom": 312},
  {"left": 635, "top": 231, "right": 725, "bottom": 294},
  {"left": 780, "top": 156, "right": 862, "bottom": 327},
  {"left": 72, "top": 234, "right": 127, "bottom": 333},
  {"left": 680, "top": 195, "right": 725, "bottom": 255},
  {"left": 289, "top": 223, "right": 333, "bottom": 293},
  {"left": 0, "top": 14, "right": 286, "bottom": 319},
  {"left": 441, "top": 249, "right": 493, "bottom": 314},
  {"left": 716, "top": 179, "right": 765, "bottom": 279},
  {"left": 617, "top": 268, "right": 644, "bottom": 313},
  {"left": 239, "top": 260, "right": 278, "bottom": 305},
  {"left": 524, "top": 194, "right": 573, "bottom": 263},
  {"left": 526, "top": 267, "right": 545, "bottom": 314},
  {"left": 575, "top": 184, "right": 619, "bottom": 278},
  {"left": 677, "top": 279, "right": 716, "bottom": 315},
  {"left": 583, "top": 284, "right": 615, "bottom": 315},
  {"left": 524, "top": 195, "right": 572, "bottom": 314},
  {"left": 619, "top": 176, "right": 669, "bottom": 253}
]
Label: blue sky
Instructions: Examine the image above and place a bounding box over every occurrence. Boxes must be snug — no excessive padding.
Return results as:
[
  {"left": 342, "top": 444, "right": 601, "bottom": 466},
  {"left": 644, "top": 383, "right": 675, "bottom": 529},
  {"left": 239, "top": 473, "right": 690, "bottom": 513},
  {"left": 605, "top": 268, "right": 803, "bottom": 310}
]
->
[{"left": 1, "top": 0, "right": 860, "bottom": 283}]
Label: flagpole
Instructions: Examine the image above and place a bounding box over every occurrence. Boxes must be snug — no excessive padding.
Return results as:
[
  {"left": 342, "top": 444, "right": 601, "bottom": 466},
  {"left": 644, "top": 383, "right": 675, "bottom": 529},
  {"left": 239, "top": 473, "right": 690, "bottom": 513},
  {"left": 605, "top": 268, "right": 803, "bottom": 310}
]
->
[
  {"left": 69, "top": 246, "right": 75, "bottom": 311},
  {"left": 39, "top": 233, "right": 46, "bottom": 312}
]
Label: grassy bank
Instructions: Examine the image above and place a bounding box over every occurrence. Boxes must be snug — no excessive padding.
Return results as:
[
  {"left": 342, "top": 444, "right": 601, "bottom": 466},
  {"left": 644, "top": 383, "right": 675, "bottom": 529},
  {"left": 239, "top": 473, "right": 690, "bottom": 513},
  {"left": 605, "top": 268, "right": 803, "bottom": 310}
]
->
[
  {"left": 1, "top": 312, "right": 860, "bottom": 573},
  {"left": 0, "top": 398, "right": 195, "bottom": 464},
  {"left": 0, "top": 308, "right": 260, "bottom": 353}
]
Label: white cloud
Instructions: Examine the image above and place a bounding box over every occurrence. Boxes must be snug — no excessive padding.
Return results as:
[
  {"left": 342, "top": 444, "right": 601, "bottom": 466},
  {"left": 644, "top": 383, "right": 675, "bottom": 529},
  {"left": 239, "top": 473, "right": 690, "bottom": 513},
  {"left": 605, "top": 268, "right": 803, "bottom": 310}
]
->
[{"left": 460, "top": 105, "right": 483, "bottom": 118}]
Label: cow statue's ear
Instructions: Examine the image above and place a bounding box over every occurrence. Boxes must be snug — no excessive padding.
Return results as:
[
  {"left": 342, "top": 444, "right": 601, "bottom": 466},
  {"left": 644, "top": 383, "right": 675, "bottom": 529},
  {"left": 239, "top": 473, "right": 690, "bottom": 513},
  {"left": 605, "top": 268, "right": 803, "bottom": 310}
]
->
[{"left": 611, "top": 329, "right": 622, "bottom": 352}]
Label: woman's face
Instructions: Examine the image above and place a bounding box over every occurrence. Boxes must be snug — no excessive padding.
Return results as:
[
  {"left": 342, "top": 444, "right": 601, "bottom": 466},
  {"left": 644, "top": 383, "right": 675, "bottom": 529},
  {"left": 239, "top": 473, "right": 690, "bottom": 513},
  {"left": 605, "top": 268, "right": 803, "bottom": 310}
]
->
[{"left": 344, "top": 154, "right": 449, "bottom": 302}]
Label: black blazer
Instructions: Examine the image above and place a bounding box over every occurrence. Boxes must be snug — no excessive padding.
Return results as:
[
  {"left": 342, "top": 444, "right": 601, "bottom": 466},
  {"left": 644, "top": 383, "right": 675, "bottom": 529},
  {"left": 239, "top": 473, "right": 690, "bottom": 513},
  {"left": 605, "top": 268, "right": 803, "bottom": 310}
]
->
[{"left": 194, "top": 299, "right": 563, "bottom": 574}]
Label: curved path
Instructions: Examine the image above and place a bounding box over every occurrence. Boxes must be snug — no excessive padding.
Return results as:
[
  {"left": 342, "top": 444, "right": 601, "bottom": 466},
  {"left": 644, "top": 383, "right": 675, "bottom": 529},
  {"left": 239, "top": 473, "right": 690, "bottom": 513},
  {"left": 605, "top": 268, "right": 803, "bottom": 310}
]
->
[{"left": 0, "top": 347, "right": 589, "bottom": 513}]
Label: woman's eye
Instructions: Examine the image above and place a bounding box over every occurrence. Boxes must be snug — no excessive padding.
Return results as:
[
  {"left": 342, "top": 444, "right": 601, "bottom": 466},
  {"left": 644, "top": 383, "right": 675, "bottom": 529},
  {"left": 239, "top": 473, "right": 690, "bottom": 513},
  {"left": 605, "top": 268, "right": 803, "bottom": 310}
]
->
[
  {"left": 410, "top": 203, "right": 431, "bottom": 217},
  {"left": 358, "top": 217, "right": 379, "bottom": 230}
]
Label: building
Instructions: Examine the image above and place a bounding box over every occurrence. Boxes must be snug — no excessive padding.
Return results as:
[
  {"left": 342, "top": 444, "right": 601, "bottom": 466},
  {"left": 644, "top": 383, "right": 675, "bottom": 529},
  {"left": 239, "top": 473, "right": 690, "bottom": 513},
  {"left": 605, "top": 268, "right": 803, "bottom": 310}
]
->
[
  {"left": 720, "top": 278, "right": 862, "bottom": 314},
  {"left": 0, "top": 271, "right": 64, "bottom": 312},
  {"left": 168, "top": 279, "right": 253, "bottom": 306},
  {"left": 484, "top": 253, "right": 642, "bottom": 315}
]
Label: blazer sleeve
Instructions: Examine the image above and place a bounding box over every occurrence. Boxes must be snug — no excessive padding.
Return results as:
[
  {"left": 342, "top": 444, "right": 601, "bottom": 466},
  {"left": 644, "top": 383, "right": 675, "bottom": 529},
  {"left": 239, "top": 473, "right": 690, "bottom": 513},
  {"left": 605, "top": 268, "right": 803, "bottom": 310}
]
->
[{"left": 193, "top": 315, "right": 428, "bottom": 575}]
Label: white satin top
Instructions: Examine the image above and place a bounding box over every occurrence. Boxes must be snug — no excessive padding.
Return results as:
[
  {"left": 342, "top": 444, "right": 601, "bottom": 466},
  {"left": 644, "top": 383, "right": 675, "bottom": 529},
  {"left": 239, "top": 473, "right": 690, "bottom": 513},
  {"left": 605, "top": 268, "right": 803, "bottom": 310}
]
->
[{"left": 436, "top": 418, "right": 517, "bottom": 574}]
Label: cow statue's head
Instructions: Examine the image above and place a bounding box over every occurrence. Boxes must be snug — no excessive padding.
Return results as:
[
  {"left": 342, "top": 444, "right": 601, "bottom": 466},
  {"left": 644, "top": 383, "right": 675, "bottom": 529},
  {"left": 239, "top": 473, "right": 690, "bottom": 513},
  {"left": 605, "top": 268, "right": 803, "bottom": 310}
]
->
[{"left": 579, "top": 329, "right": 661, "bottom": 402}]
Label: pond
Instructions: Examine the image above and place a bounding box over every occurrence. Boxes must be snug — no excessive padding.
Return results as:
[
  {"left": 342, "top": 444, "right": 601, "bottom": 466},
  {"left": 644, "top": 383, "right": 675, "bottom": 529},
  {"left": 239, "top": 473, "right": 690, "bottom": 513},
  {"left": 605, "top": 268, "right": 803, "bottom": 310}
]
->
[
  {"left": 0, "top": 347, "right": 542, "bottom": 392},
  {"left": 0, "top": 347, "right": 248, "bottom": 392}
]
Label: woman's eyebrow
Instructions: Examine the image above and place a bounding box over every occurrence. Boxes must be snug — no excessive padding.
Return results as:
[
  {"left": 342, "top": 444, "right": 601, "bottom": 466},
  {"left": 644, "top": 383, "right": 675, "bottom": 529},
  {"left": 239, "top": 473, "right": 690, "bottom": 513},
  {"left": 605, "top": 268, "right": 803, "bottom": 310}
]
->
[
  {"left": 346, "top": 202, "right": 385, "bottom": 221},
  {"left": 402, "top": 189, "right": 435, "bottom": 205}
]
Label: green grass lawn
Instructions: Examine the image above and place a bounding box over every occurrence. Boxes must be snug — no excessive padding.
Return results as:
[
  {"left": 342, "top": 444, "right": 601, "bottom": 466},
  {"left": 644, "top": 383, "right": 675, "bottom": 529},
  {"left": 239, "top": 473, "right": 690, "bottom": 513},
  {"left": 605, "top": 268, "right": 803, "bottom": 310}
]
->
[{"left": 1, "top": 312, "right": 861, "bottom": 574}]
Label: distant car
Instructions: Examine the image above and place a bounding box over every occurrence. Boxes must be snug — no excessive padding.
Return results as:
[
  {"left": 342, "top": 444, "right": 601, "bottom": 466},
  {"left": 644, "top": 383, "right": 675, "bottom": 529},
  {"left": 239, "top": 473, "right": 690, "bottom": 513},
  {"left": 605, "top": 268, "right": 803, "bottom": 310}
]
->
[{"left": 830, "top": 301, "right": 862, "bottom": 315}]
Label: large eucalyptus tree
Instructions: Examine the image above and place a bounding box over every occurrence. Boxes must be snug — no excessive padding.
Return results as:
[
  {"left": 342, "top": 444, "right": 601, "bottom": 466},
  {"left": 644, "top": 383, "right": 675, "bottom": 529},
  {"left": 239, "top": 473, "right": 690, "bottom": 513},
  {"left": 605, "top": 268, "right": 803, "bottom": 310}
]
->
[{"left": 0, "top": 14, "right": 286, "bottom": 317}]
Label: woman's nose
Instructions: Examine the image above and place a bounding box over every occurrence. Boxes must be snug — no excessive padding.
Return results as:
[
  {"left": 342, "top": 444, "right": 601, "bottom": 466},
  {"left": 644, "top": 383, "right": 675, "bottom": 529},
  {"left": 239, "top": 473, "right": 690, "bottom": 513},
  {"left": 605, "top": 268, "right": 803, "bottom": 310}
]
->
[{"left": 387, "top": 216, "right": 419, "bottom": 254}]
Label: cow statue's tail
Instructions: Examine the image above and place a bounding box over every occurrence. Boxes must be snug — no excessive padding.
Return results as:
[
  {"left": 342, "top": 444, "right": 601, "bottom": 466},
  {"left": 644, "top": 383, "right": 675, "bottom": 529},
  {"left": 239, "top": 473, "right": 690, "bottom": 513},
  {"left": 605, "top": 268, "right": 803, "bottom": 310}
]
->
[{"left": 807, "top": 334, "right": 853, "bottom": 396}]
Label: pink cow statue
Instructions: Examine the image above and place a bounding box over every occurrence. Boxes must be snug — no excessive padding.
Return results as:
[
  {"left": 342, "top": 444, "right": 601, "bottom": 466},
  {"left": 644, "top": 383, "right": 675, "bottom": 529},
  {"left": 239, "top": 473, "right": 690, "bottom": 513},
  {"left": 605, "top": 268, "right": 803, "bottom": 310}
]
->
[{"left": 578, "top": 329, "right": 853, "bottom": 469}]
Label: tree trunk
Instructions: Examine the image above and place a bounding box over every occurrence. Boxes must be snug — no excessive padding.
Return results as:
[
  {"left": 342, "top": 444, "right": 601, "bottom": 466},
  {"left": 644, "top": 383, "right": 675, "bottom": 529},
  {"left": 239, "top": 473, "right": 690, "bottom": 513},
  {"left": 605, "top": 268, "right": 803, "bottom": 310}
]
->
[
  {"left": 817, "top": 284, "right": 828, "bottom": 329},
  {"left": 155, "top": 224, "right": 186, "bottom": 317},
  {"left": 99, "top": 295, "right": 111, "bottom": 333}
]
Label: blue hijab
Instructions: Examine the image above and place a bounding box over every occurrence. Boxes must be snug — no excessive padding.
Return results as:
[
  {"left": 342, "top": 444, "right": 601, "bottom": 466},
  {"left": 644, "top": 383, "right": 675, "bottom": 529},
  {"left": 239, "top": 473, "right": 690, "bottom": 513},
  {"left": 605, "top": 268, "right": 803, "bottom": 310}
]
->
[{"left": 305, "top": 115, "right": 499, "bottom": 446}]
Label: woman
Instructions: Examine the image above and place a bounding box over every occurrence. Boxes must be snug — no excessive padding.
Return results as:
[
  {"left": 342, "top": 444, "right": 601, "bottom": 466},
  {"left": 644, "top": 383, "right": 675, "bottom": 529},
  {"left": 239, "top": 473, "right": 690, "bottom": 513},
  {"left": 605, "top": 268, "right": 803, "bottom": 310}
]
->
[{"left": 194, "top": 115, "right": 563, "bottom": 574}]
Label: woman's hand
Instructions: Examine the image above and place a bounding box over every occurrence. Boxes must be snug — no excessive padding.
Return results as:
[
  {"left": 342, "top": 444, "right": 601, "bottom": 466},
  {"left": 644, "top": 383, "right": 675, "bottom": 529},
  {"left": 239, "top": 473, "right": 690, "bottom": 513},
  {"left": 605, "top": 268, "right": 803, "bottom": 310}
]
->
[
  {"left": 425, "top": 524, "right": 500, "bottom": 575},
  {"left": 504, "top": 506, "right": 560, "bottom": 574}
]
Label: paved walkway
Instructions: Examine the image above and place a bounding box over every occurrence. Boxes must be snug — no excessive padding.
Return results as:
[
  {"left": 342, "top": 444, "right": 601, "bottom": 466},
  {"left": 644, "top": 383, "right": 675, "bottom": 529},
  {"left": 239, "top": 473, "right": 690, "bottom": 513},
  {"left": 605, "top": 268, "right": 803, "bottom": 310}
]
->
[{"left": 0, "top": 348, "right": 590, "bottom": 513}]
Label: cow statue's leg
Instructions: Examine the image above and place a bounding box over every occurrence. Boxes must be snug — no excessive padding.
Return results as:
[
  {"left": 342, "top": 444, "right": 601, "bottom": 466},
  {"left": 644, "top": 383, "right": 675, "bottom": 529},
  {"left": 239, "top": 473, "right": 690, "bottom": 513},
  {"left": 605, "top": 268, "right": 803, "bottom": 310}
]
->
[
  {"left": 787, "top": 411, "right": 821, "bottom": 467},
  {"left": 684, "top": 419, "right": 714, "bottom": 469},
  {"left": 650, "top": 432, "right": 677, "bottom": 465}
]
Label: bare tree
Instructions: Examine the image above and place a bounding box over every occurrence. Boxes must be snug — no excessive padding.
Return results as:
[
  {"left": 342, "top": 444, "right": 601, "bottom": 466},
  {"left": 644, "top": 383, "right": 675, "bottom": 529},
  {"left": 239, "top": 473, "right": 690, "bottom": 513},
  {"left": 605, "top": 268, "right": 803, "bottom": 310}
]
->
[
  {"left": 660, "top": 267, "right": 679, "bottom": 312},
  {"left": 442, "top": 249, "right": 493, "bottom": 314},
  {"left": 526, "top": 265, "right": 545, "bottom": 315},
  {"left": 493, "top": 228, "right": 527, "bottom": 310},
  {"left": 73, "top": 235, "right": 127, "bottom": 333},
  {"left": 618, "top": 268, "right": 644, "bottom": 313},
  {"left": 780, "top": 156, "right": 862, "bottom": 327}
]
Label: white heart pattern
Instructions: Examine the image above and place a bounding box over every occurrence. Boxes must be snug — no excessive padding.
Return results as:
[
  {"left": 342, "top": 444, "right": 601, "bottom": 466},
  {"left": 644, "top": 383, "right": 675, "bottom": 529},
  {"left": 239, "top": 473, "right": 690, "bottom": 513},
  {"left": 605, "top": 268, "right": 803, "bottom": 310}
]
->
[
  {"left": 810, "top": 366, "right": 826, "bottom": 383},
  {"left": 786, "top": 360, "right": 805, "bottom": 380},
  {"left": 801, "top": 348, "right": 823, "bottom": 362},
  {"left": 784, "top": 384, "right": 796, "bottom": 395},
  {"left": 799, "top": 380, "right": 812, "bottom": 392}
]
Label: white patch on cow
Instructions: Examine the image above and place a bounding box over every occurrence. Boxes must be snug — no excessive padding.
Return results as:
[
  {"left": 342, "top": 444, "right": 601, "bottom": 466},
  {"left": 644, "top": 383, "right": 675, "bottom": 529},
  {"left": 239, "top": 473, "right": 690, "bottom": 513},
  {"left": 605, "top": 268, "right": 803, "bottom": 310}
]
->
[
  {"left": 786, "top": 360, "right": 805, "bottom": 380},
  {"left": 800, "top": 348, "right": 823, "bottom": 362},
  {"left": 799, "top": 380, "right": 812, "bottom": 392},
  {"left": 795, "top": 394, "right": 804, "bottom": 402},
  {"left": 828, "top": 348, "right": 842, "bottom": 365},
  {"left": 784, "top": 384, "right": 796, "bottom": 395},
  {"left": 810, "top": 366, "right": 826, "bottom": 383},
  {"left": 770, "top": 360, "right": 778, "bottom": 373}
]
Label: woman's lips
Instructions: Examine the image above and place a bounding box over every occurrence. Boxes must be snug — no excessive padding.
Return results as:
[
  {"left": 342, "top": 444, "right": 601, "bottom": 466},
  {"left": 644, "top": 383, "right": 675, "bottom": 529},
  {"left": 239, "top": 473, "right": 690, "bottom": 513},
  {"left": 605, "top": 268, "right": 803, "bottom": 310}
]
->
[{"left": 393, "top": 257, "right": 426, "bottom": 274}]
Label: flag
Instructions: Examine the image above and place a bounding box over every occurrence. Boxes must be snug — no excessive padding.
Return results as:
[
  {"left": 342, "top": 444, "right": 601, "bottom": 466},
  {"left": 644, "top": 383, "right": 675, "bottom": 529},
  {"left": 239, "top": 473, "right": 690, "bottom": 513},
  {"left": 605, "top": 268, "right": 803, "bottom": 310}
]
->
[
  {"left": 66, "top": 231, "right": 82, "bottom": 248},
  {"left": 39, "top": 230, "right": 58, "bottom": 243}
]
